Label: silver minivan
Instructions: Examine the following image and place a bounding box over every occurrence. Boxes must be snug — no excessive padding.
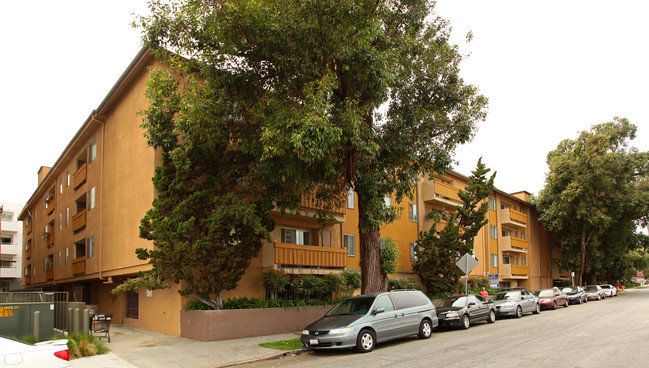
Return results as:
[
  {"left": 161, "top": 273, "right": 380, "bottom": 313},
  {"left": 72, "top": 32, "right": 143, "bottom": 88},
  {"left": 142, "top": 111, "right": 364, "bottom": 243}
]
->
[{"left": 301, "top": 290, "right": 438, "bottom": 353}]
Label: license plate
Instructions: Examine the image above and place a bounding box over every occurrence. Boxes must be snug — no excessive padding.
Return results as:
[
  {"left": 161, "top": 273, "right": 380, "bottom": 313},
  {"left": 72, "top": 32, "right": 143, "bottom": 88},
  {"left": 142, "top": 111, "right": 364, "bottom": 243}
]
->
[{"left": 310, "top": 339, "right": 319, "bottom": 345}]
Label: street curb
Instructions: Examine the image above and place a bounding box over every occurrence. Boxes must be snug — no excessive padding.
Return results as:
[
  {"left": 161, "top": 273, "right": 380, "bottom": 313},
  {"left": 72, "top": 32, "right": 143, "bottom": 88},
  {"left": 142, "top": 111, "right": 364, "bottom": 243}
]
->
[{"left": 206, "top": 349, "right": 310, "bottom": 368}]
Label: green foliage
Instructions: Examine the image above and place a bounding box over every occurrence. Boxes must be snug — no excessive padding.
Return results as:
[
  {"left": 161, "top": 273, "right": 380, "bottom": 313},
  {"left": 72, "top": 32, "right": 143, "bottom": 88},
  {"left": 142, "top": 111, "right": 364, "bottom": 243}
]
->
[
  {"left": 185, "top": 299, "right": 212, "bottom": 311},
  {"left": 387, "top": 277, "right": 418, "bottom": 291},
  {"left": 341, "top": 269, "right": 362, "bottom": 295},
  {"left": 413, "top": 158, "right": 495, "bottom": 296},
  {"left": 136, "top": 0, "right": 488, "bottom": 295},
  {"left": 49, "top": 333, "right": 108, "bottom": 359},
  {"left": 259, "top": 338, "right": 303, "bottom": 351},
  {"left": 534, "top": 118, "right": 649, "bottom": 285},
  {"left": 222, "top": 297, "right": 336, "bottom": 310},
  {"left": 263, "top": 271, "right": 290, "bottom": 300},
  {"left": 322, "top": 273, "right": 344, "bottom": 298},
  {"left": 380, "top": 238, "right": 401, "bottom": 276}
]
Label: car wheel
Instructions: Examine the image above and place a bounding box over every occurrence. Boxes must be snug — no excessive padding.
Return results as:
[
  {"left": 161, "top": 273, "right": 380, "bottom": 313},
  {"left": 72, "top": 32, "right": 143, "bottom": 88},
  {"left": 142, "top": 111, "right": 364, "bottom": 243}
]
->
[
  {"left": 418, "top": 319, "right": 432, "bottom": 339},
  {"left": 578, "top": 297, "right": 582, "bottom": 304},
  {"left": 516, "top": 306, "right": 523, "bottom": 318},
  {"left": 597, "top": 295, "right": 601, "bottom": 301},
  {"left": 564, "top": 299, "right": 569, "bottom": 308},
  {"left": 356, "top": 329, "right": 376, "bottom": 353},
  {"left": 487, "top": 309, "right": 496, "bottom": 323},
  {"left": 461, "top": 314, "right": 470, "bottom": 329},
  {"left": 533, "top": 303, "right": 540, "bottom": 314},
  {"left": 552, "top": 301, "right": 557, "bottom": 310}
]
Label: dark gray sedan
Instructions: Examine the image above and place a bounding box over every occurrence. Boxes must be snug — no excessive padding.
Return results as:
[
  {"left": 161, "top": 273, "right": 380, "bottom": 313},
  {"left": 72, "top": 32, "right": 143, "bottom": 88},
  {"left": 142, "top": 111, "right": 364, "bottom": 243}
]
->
[
  {"left": 562, "top": 286, "right": 588, "bottom": 304},
  {"left": 435, "top": 294, "right": 496, "bottom": 329}
]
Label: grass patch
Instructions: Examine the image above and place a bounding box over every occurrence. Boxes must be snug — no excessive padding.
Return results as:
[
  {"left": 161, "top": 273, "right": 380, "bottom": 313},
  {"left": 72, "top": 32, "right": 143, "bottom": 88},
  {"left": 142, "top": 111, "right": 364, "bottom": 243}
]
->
[{"left": 259, "top": 338, "right": 303, "bottom": 351}]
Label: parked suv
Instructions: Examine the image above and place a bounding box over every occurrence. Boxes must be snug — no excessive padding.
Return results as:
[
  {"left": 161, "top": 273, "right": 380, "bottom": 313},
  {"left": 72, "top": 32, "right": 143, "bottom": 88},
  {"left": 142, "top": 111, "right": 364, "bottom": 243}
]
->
[
  {"left": 301, "top": 290, "right": 438, "bottom": 353},
  {"left": 491, "top": 288, "right": 540, "bottom": 318}
]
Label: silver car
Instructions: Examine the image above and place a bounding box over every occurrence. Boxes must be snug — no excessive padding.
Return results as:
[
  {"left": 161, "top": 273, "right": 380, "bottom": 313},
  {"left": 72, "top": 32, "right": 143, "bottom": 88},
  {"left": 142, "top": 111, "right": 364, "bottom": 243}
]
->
[
  {"left": 599, "top": 284, "right": 617, "bottom": 297},
  {"left": 562, "top": 286, "right": 588, "bottom": 304},
  {"left": 491, "top": 289, "right": 540, "bottom": 318},
  {"left": 584, "top": 285, "right": 606, "bottom": 300},
  {"left": 301, "top": 290, "right": 438, "bottom": 353}
]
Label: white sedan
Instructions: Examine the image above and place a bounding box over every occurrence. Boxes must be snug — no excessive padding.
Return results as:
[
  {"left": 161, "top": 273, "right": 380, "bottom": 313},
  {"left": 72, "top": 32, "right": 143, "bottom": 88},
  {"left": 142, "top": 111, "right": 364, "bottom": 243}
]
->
[
  {"left": 0, "top": 337, "right": 70, "bottom": 367},
  {"left": 599, "top": 284, "right": 617, "bottom": 297}
]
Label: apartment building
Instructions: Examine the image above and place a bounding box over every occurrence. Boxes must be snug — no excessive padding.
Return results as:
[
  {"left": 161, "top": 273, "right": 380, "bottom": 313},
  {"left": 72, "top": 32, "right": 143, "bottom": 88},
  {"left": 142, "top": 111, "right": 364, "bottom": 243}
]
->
[
  {"left": 18, "top": 47, "right": 562, "bottom": 337},
  {"left": 1, "top": 203, "right": 24, "bottom": 291}
]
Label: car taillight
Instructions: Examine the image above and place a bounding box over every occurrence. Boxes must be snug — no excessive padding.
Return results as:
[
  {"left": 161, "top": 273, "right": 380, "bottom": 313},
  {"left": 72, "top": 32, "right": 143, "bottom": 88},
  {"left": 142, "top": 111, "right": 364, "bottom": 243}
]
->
[{"left": 54, "top": 350, "right": 70, "bottom": 361}]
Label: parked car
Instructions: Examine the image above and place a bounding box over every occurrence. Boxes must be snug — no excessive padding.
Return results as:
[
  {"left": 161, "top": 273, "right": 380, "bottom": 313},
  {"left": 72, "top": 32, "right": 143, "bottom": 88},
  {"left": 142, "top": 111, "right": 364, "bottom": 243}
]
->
[
  {"left": 491, "top": 288, "right": 540, "bottom": 318},
  {"left": 562, "top": 286, "right": 588, "bottom": 304},
  {"left": 301, "top": 290, "right": 438, "bottom": 353},
  {"left": 599, "top": 284, "right": 618, "bottom": 297},
  {"left": 0, "top": 336, "right": 70, "bottom": 368},
  {"left": 534, "top": 288, "right": 569, "bottom": 310},
  {"left": 435, "top": 294, "right": 496, "bottom": 329},
  {"left": 584, "top": 285, "right": 606, "bottom": 300}
]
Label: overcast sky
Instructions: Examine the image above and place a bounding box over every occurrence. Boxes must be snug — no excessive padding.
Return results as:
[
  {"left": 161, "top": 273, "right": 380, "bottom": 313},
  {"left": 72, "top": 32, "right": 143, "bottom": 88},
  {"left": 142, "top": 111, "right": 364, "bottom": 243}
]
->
[{"left": 1, "top": 1, "right": 648, "bottom": 205}]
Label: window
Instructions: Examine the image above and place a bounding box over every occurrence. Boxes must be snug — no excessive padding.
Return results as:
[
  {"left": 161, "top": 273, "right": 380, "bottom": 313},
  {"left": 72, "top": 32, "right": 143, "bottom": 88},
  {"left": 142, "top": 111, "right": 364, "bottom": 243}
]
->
[
  {"left": 522, "top": 256, "right": 527, "bottom": 266},
  {"left": 1, "top": 236, "right": 11, "bottom": 245},
  {"left": 87, "top": 236, "right": 95, "bottom": 259},
  {"left": 384, "top": 196, "right": 391, "bottom": 207},
  {"left": 88, "top": 187, "right": 96, "bottom": 210},
  {"left": 1, "top": 211, "right": 12, "bottom": 222},
  {"left": 126, "top": 292, "right": 139, "bottom": 319},
  {"left": 490, "top": 225, "right": 498, "bottom": 239},
  {"left": 520, "top": 231, "right": 526, "bottom": 240},
  {"left": 491, "top": 254, "right": 498, "bottom": 267},
  {"left": 67, "top": 170, "right": 70, "bottom": 187},
  {"left": 281, "top": 228, "right": 310, "bottom": 245},
  {"left": 410, "top": 242, "right": 418, "bottom": 261},
  {"left": 408, "top": 203, "right": 418, "bottom": 222},
  {"left": 58, "top": 251, "right": 62, "bottom": 268},
  {"left": 488, "top": 197, "right": 496, "bottom": 211},
  {"left": 502, "top": 229, "right": 510, "bottom": 237},
  {"left": 549, "top": 260, "right": 552, "bottom": 271},
  {"left": 65, "top": 248, "right": 69, "bottom": 266},
  {"left": 88, "top": 139, "right": 97, "bottom": 163},
  {"left": 344, "top": 234, "right": 356, "bottom": 256},
  {"left": 501, "top": 203, "right": 509, "bottom": 210},
  {"left": 502, "top": 256, "right": 511, "bottom": 265},
  {"left": 59, "top": 178, "right": 63, "bottom": 194},
  {"left": 346, "top": 189, "right": 355, "bottom": 209},
  {"left": 58, "top": 214, "right": 62, "bottom": 230},
  {"left": 66, "top": 208, "right": 70, "bottom": 226},
  {"left": 374, "top": 295, "right": 395, "bottom": 312},
  {"left": 539, "top": 237, "right": 542, "bottom": 249},
  {"left": 540, "top": 260, "right": 543, "bottom": 270}
]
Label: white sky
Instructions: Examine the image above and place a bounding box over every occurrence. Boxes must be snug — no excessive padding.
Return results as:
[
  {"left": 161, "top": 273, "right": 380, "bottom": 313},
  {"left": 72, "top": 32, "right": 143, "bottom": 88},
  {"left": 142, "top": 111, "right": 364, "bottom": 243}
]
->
[{"left": 1, "top": 1, "right": 648, "bottom": 205}]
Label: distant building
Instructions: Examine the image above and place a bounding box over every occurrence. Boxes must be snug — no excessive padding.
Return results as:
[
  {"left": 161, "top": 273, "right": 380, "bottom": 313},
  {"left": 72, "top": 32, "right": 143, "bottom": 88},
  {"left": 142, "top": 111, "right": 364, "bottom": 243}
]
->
[{"left": 1, "top": 203, "right": 24, "bottom": 291}]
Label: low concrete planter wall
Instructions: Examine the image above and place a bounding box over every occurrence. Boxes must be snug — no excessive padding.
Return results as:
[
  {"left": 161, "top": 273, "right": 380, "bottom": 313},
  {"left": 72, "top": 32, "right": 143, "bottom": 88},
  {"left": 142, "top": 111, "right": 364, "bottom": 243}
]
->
[{"left": 180, "top": 305, "right": 331, "bottom": 341}]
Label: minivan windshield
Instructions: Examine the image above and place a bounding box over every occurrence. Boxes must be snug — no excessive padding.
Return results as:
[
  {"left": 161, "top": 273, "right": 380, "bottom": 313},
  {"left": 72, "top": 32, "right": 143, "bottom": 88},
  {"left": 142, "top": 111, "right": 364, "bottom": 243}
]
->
[{"left": 326, "top": 296, "right": 375, "bottom": 316}]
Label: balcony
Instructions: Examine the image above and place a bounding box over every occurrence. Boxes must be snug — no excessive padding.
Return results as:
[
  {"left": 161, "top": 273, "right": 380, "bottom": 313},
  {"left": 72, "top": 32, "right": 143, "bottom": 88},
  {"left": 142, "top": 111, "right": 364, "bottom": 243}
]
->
[
  {"left": 26, "top": 222, "right": 32, "bottom": 235},
  {"left": 0, "top": 264, "right": 21, "bottom": 278},
  {"left": 299, "top": 193, "right": 345, "bottom": 216},
  {"left": 72, "top": 256, "right": 86, "bottom": 275},
  {"left": 500, "top": 208, "right": 527, "bottom": 229},
  {"left": 274, "top": 242, "right": 347, "bottom": 269},
  {"left": 423, "top": 180, "right": 462, "bottom": 207},
  {"left": 72, "top": 209, "right": 87, "bottom": 232},
  {"left": 25, "top": 247, "right": 31, "bottom": 259},
  {"left": 423, "top": 218, "right": 449, "bottom": 233},
  {"left": 45, "top": 232, "right": 55, "bottom": 248},
  {"left": 73, "top": 163, "right": 87, "bottom": 189},
  {"left": 0, "top": 243, "right": 20, "bottom": 256},
  {"left": 501, "top": 236, "right": 528, "bottom": 253},
  {"left": 500, "top": 264, "right": 529, "bottom": 279},
  {"left": 46, "top": 267, "right": 54, "bottom": 281},
  {"left": 24, "top": 274, "right": 31, "bottom": 285},
  {"left": 45, "top": 197, "right": 56, "bottom": 215}
]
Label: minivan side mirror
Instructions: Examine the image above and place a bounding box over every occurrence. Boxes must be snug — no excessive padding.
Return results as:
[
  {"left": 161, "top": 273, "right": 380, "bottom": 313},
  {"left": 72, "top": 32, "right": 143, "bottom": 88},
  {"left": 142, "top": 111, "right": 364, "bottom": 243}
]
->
[{"left": 373, "top": 307, "right": 385, "bottom": 315}]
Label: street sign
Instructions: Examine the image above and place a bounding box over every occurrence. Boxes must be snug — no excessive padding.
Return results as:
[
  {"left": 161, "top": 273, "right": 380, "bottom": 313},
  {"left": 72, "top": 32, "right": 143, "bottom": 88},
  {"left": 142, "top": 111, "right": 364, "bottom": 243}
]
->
[
  {"left": 488, "top": 274, "right": 499, "bottom": 289},
  {"left": 456, "top": 253, "right": 479, "bottom": 274},
  {"left": 638, "top": 270, "right": 644, "bottom": 279}
]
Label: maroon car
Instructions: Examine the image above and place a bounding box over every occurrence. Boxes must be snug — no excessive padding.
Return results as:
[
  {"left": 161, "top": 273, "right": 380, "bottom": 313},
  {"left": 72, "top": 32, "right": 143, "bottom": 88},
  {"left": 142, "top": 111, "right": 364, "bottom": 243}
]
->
[{"left": 534, "top": 288, "right": 569, "bottom": 310}]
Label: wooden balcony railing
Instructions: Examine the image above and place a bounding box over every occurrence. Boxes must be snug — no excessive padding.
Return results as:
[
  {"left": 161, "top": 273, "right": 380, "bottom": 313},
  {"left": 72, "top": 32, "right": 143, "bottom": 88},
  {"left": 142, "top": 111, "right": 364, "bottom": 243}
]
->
[
  {"left": 274, "top": 242, "right": 347, "bottom": 268},
  {"left": 24, "top": 274, "right": 31, "bottom": 285},
  {"left": 501, "top": 236, "right": 529, "bottom": 252},
  {"left": 26, "top": 222, "right": 33, "bottom": 235},
  {"left": 45, "top": 232, "right": 55, "bottom": 247},
  {"left": 501, "top": 263, "right": 529, "bottom": 279},
  {"left": 500, "top": 208, "right": 527, "bottom": 229},
  {"left": 25, "top": 247, "right": 31, "bottom": 260},
  {"left": 423, "top": 180, "right": 462, "bottom": 205},
  {"left": 46, "top": 267, "right": 54, "bottom": 281},
  {"left": 73, "top": 163, "right": 87, "bottom": 189},
  {"left": 72, "top": 256, "right": 86, "bottom": 275},
  {"left": 45, "top": 197, "right": 55, "bottom": 215},
  {"left": 72, "top": 208, "right": 87, "bottom": 232},
  {"left": 299, "top": 193, "right": 345, "bottom": 215}
]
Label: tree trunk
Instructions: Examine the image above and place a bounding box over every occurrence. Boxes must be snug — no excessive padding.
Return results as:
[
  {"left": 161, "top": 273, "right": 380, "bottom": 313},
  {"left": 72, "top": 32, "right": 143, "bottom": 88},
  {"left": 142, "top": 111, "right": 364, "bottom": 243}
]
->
[
  {"left": 357, "top": 192, "right": 387, "bottom": 294},
  {"left": 577, "top": 230, "right": 587, "bottom": 286},
  {"left": 196, "top": 291, "right": 223, "bottom": 310}
]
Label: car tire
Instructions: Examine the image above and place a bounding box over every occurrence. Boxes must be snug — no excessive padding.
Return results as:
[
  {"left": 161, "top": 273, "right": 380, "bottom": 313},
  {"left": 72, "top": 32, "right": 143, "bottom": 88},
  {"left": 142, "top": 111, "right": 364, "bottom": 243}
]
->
[
  {"left": 578, "top": 297, "right": 582, "bottom": 304},
  {"left": 552, "top": 301, "right": 557, "bottom": 310},
  {"left": 418, "top": 319, "right": 432, "bottom": 339},
  {"left": 564, "top": 299, "right": 569, "bottom": 308},
  {"left": 487, "top": 309, "right": 496, "bottom": 323},
  {"left": 516, "top": 306, "right": 523, "bottom": 318},
  {"left": 533, "top": 303, "right": 540, "bottom": 314},
  {"left": 356, "top": 329, "right": 375, "bottom": 353},
  {"left": 597, "top": 295, "right": 601, "bottom": 301},
  {"left": 461, "top": 314, "right": 470, "bottom": 329}
]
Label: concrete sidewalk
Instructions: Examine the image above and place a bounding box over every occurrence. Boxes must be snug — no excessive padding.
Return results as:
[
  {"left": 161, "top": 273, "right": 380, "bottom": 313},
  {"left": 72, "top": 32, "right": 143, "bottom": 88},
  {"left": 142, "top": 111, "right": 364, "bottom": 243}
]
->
[{"left": 70, "top": 325, "right": 305, "bottom": 368}]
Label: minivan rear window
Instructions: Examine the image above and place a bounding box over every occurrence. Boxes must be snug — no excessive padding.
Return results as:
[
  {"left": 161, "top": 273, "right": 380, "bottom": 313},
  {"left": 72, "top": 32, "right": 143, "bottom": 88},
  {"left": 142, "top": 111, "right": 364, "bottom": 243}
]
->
[{"left": 390, "top": 291, "right": 430, "bottom": 310}]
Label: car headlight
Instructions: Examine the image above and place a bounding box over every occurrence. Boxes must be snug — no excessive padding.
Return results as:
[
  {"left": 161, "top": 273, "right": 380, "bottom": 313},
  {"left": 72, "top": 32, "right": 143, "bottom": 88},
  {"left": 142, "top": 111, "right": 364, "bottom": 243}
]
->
[
  {"left": 302, "top": 330, "right": 309, "bottom": 335},
  {"left": 445, "top": 311, "right": 459, "bottom": 319},
  {"left": 330, "top": 327, "right": 354, "bottom": 335}
]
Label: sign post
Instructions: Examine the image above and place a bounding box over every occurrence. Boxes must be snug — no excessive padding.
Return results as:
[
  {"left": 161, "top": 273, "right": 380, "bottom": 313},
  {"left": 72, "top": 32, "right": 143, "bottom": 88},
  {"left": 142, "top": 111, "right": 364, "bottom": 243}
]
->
[{"left": 456, "top": 253, "right": 479, "bottom": 294}]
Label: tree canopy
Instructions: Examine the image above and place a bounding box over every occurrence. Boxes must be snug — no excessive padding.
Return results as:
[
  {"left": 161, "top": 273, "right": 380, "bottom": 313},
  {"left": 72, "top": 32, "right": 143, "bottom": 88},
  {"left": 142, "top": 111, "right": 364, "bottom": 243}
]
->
[
  {"left": 413, "top": 158, "right": 495, "bottom": 295},
  {"left": 535, "top": 117, "right": 649, "bottom": 286},
  {"left": 130, "top": 0, "right": 487, "bottom": 297}
]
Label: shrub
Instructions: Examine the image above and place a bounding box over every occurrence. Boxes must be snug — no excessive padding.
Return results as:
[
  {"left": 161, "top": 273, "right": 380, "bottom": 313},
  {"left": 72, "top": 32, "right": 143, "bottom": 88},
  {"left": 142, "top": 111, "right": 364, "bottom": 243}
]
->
[
  {"left": 51, "top": 333, "right": 108, "bottom": 359},
  {"left": 380, "top": 238, "right": 400, "bottom": 276},
  {"left": 388, "top": 277, "right": 417, "bottom": 291},
  {"left": 322, "top": 273, "right": 344, "bottom": 298},
  {"left": 291, "top": 274, "right": 326, "bottom": 300},
  {"left": 263, "top": 271, "right": 289, "bottom": 300},
  {"left": 341, "top": 269, "right": 361, "bottom": 295},
  {"left": 185, "top": 299, "right": 211, "bottom": 310}
]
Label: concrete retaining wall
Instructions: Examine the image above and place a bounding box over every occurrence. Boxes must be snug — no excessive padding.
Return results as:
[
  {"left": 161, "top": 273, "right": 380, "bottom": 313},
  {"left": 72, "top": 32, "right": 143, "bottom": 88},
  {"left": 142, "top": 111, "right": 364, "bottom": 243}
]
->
[{"left": 180, "top": 306, "right": 331, "bottom": 341}]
